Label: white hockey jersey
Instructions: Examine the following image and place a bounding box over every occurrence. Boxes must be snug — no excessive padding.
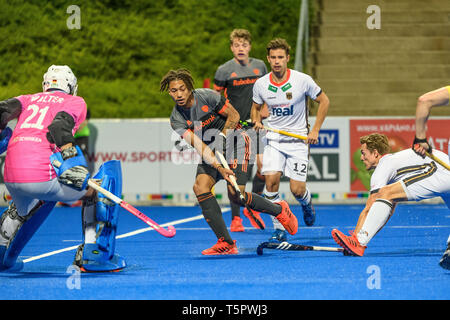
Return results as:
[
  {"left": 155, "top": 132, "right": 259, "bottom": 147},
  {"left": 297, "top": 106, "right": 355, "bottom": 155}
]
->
[
  {"left": 370, "top": 148, "right": 450, "bottom": 193},
  {"left": 252, "top": 69, "right": 322, "bottom": 142}
]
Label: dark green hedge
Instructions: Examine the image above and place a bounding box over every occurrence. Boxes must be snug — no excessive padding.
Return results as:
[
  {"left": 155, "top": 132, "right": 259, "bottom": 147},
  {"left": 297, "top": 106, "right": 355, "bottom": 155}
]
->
[{"left": 0, "top": 0, "right": 309, "bottom": 118}]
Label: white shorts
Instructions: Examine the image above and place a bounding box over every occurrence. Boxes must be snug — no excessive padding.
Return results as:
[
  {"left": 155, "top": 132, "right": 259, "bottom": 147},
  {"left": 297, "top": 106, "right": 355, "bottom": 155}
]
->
[
  {"left": 6, "top": 179, "right": 87, "bottom": 216},
  {"left": 400, "top": 162, "right": 450, "bottom": 204},
  {"left": 261, "top": 141, "right": 309, "bottom": 182}
]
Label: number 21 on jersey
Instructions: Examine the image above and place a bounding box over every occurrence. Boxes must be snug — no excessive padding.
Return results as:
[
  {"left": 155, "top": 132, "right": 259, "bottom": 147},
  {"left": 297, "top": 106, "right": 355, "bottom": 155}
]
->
[{"left": 20, "top": 104, "right": 49, "bottom": 130}]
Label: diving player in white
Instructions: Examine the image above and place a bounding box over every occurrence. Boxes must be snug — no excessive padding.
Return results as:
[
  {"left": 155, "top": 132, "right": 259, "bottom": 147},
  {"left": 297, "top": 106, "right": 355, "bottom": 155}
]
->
[
  {"left": 251, "top": 38, "right": 330, "bottom": 241},
  {"left": 332, "top": 133, "right": 450, "bottom": 258}
]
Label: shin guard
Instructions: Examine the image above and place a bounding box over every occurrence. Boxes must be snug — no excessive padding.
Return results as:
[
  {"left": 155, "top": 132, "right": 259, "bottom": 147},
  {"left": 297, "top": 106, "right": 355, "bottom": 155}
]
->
[{"left": 74, "top": 160, "right": 126, "bottom": 272}]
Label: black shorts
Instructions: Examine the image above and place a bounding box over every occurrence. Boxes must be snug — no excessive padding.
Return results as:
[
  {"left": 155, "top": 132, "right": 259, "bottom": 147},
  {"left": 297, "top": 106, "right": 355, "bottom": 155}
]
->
[
  {"left": 196, "top": 129, "right": 253, "bottom": 186},
  {"left": 196, "top": 162, "right": 253, "bottom": 186}
]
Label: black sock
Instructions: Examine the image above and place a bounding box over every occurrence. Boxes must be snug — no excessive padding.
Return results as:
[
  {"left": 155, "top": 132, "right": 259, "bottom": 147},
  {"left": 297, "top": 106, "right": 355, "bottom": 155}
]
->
[
  {"left": 251, "top": 172, "right": 265, "bottom": 194},
  {"left": 244, "top": 192, "right": 281, "bottom": 216},
  {"left": 196, "top": 192, "right": 233, "bottom": 244},
  {"left": 230, "top": 201, "right": 241, "bottom": 218}
]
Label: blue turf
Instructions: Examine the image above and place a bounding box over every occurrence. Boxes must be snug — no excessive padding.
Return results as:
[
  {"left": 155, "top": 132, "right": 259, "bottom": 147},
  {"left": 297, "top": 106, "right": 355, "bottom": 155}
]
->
[{"left": 0, "top": 204, "right": 449, "bottom": 300}]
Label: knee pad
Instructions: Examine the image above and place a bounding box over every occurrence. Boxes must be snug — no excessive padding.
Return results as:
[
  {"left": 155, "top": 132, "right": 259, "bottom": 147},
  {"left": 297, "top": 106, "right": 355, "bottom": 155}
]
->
[
  {"left": 75, "top": 160, "right": 126, "bottom": 272},
  {"left": 0, "top": 201, "right": 56, "bottom": 269}
]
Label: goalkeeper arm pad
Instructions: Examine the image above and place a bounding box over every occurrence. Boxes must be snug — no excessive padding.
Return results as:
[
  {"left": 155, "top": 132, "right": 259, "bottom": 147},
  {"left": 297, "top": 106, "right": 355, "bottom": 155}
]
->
[
  {"left": 0, "top": 98, "right": 22, "bottom": 130},
  {"left": 46, "top": 111, "right": 76, "bottom": 148}
]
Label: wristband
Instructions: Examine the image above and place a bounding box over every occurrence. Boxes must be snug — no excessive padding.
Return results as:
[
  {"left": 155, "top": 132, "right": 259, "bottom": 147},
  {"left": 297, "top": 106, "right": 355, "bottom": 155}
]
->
[{"left": 413, "top": 136, "right": 428, "bottom": 144}]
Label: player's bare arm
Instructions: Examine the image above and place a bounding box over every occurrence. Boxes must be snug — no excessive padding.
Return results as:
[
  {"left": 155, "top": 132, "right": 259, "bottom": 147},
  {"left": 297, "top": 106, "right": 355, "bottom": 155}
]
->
[
  {"left": 250, "top": 101, "right": 264, "bottom": 130},
  {"left": 414, "top": 86, "right": 450, "bottom": 156},
  {"left": 220, "top": 101, "right": 240, "bottom": 134},
  {"left": 308, "top": 91, "right": 330, "bottom": 145}
]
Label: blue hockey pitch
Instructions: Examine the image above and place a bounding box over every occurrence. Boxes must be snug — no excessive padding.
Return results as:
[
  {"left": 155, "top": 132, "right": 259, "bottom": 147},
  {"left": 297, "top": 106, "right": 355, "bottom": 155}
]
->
[{"left": 0, "top": 204, "right": 449, "bottom": 300}]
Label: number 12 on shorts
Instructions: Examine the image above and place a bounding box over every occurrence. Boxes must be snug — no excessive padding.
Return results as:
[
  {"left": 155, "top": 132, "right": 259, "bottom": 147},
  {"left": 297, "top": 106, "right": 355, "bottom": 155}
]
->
[{"left": 293, "top": 162, "right": 307, "bottom": 174}]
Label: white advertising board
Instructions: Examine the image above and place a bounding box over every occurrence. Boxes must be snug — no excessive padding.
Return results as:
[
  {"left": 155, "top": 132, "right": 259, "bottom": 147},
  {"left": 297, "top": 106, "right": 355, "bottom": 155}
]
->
[{"left": 87, "top": 117, "right": 351, "bottom": 203}]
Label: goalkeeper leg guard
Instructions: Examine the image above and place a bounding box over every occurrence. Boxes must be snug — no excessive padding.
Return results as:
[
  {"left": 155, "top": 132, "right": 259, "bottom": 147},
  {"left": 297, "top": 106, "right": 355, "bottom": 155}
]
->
[
  {"left": 73, "top": 160, "right": 126, "bottom": 272},
  {"left": 0, "top": 201, "right": 56, "bottom": 269}
]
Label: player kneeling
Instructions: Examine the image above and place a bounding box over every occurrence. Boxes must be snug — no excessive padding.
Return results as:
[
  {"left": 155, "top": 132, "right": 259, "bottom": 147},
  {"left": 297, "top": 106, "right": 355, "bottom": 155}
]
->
[
  {"left": 0, "top": 148, "right": 126, "bottom": 272},
  {"left": 0, "top": 65, "right": 125, "bottom": 272}
]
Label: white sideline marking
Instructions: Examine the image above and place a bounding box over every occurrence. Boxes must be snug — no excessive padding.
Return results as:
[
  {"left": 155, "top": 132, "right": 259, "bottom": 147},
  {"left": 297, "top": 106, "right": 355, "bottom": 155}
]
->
[{"left": 22, "top": 213, "right": 207, "bottom": 264}]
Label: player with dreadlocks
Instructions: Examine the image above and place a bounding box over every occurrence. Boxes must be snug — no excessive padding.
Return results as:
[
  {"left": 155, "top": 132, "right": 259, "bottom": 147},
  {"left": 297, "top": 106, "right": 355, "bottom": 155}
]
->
[{"left": 161, "top": 68, "right": 298, "bottom": 255}]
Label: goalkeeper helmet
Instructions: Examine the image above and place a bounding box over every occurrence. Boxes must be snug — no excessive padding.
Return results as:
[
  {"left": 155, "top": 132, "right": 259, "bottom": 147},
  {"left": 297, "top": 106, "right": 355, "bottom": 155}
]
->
[{"left": 42, "top": 65, "right": 78, "bottom": 95}]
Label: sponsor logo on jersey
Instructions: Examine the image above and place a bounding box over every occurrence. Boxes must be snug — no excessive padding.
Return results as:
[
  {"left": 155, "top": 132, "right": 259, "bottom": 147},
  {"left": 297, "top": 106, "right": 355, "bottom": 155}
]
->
[
  {"left": 232, "top": 78, "right": 258, "bottom": 86},
  {"left": 281, "top": 83, "right": 292, "bottom": 92},
  {"left": 268, "top": 84, "right": 278, "bottom": 93},
  {"left": 193, "top": 114, "right": 216, "bottom": 131},
  {"left": 286, "top": 92, "right": 292, "bottom": 100},
  {"left": 271, "top": 104, "right": 293, "bottom": 116}
]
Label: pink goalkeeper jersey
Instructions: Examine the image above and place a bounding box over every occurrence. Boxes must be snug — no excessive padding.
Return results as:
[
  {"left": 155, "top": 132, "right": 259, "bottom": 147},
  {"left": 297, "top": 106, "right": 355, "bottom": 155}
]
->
[{"left": 4, "top": 91, "right": 87, "bottom": 183}]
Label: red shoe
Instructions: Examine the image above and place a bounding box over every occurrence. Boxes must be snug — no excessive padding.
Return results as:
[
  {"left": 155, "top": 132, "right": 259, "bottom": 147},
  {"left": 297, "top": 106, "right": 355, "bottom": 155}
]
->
[
  {"left": 230, "top": 216, "right": 245, "bottom": 232},
  {"left": 275, "top": 201, "right": 298, "bottom": 235},
  {"left": 332, "top": 229, "right": 366, "bottom": 256},
  {"left": 243, "top": 207, "right": 265, "bottom": 230},
  {"left": 202, "top": 238, "right": 238, "bottom": 255}
]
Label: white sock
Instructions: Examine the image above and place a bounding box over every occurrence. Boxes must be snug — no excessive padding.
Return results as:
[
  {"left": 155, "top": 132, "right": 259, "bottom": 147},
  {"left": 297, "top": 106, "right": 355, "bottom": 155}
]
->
[
  {"left": 82, "top": 204, "right": 98, "bottom": 244},
  {"left": 264, "top": 191, "right": 285, "bottom": 230},
  {"left": 295, "top": 188, "right": 311, "bottom": 205},
  {"left": 264, "top": 191, "right": 280, "bottom": 203},
  {"left": 357, "top": 199, "right": 393, "bottom": 246}
]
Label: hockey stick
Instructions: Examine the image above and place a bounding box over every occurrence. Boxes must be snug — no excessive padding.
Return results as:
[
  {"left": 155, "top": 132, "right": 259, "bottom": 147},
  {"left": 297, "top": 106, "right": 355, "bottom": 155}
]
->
[
  {"left": 425, "top": 151, "right": 450, "bottom": 171},
  {"left": 51, "top": 160, "right": 176, "bottom": 238},
  {"left": 256, "top": 241, "right": 343, "bottom": 255},
  {"left": 241, "top": 121, "right": 307, "bottom": 141},
  {"left": 215, "top": 151, "right": 265, "bottom": 229},
  {"left": 86, "top": 180, "right": 176, "bottom": 238},
  {"left": 263, "top": 127, "right": 307, "bottom": 141}
]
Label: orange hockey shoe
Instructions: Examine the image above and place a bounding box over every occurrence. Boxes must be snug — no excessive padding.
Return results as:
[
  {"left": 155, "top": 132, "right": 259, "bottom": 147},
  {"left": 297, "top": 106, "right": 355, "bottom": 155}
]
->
[
  {"left": 275, "top": 200, "right": 298, "bottom": 235},
  {"left": 332, "top": 229, "right": 366, "bottom": 257},
  {"left": 230, "top": 216, "right": 245, "bottom": 232},
  {"left": 201, "top": 238, "right": 238, "bottom": 255},
  {"left": 243, "top": 207, "right": 265, "bottom": 230}
]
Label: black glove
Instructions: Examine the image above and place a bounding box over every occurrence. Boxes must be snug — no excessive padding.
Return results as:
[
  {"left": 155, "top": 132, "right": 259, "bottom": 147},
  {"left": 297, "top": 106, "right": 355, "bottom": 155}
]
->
[{"left": 412, "top": 136, "right": 432, "bottom": 157}]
